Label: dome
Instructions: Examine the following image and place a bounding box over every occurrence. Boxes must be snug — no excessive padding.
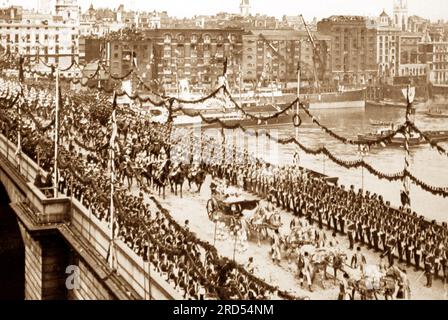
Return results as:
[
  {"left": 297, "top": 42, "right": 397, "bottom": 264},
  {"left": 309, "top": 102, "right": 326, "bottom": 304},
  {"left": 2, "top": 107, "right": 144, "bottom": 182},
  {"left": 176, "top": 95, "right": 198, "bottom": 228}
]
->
[{"left": 380, "top": 10, "right": 389, "bottom": 18}]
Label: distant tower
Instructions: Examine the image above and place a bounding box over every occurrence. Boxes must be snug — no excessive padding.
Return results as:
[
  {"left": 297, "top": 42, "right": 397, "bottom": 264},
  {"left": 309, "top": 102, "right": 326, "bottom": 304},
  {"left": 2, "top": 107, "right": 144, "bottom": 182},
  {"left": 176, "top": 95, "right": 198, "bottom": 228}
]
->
[
  {"left": 379, "top": 9, "right": 390, "bottom": 27},
  {"left": 393, "top": 0, "right": 408, "bottom": 31},
  {"left": 240, "top": 0, "right": 250, "bottom": 17}
]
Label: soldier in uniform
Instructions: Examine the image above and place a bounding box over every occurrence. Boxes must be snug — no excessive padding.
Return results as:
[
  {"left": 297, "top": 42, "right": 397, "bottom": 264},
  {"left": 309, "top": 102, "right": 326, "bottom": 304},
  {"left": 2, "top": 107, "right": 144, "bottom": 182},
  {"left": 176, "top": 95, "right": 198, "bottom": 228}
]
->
[
  {"left": 385, "top": 235, "right": 396, "bottom": 267},
  {"left": 356, "top": 217, "right": 364, "bottom": 245},
  {"left": 379, "top": 223, "right": 387, "bottom": 252},
  {"left": 347, "top": 220, "right": 355, "bottom": 250},
  {"left": 339, "top": 209, "right": 346, "bottom": 234},
  {"left": 397, "top": 234, "right": 405, "bottom": 263},
  {"left": 365, "top": 218, "right": 372, "bottom": 249},
  {"left": 441, "top": 248, "right": 448, "bottom": 284},
  {"left": 317, "top": 203, "right": 324, "bottom": 230},
  {"left": 405, "top": 238, "right": 414, "bottom": 267},
  {"left": 424, "top": 253, "right": 434, "bottom": 288},
  {"left": 434, "top": 245, "right": 442, "bottom": 278},
  {"left": 371, "top": 220, "right": 379, "bottom": 252},
  {"left": 414, "top": 242, "right": 422, "bottom": 271}
]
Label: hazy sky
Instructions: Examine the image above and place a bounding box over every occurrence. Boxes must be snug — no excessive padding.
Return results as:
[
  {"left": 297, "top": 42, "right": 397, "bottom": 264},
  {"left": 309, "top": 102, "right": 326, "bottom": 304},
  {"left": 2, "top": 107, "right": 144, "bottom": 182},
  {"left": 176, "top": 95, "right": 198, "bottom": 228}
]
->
[{"left": 14, "top": 0, "right": 448, "bottom": 21}]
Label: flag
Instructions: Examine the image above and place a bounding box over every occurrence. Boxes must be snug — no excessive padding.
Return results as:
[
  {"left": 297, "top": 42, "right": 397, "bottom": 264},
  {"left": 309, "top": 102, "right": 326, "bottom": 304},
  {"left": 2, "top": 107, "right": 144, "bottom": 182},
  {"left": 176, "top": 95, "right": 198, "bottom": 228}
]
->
[{"left": 402, "top": 86, "right": 415, "bottom": 104}]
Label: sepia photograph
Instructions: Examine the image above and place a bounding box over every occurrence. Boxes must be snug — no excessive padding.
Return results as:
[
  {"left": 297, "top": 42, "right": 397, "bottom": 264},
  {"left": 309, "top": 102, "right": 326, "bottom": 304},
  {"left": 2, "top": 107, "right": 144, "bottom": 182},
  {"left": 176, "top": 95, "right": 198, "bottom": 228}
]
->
[{"left": 0, "top": 0, "right": 447, "bottom": 309}]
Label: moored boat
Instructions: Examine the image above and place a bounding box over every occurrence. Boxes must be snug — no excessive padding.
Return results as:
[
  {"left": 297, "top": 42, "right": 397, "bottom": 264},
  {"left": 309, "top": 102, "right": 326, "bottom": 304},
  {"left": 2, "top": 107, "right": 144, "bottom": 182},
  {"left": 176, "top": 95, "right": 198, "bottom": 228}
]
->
[
  {"left": 358, "top": 127, "right": 448, "bottom": 147},
  {"left": 425, "top": 105, "right": 448, "bottom": 118},
  {"left": 425, "top": 112, "right": 448, "bottom": 118},
  {"left": 369, "top": 119, "right": 395, "bottom": 127}
]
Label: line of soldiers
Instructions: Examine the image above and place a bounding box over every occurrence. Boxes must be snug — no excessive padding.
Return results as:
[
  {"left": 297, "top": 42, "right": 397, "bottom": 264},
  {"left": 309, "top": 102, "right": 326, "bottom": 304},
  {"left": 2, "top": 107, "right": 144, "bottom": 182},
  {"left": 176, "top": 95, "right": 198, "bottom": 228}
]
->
[{"left": 207, "top": 161, "right": 448, "bottom": 286}]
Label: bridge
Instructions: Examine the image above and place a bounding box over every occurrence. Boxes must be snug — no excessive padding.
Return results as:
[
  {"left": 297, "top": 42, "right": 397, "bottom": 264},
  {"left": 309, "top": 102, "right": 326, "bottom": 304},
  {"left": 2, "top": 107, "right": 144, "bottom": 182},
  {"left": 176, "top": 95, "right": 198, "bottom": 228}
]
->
[{"left": 0, "top": 133, "right": 180, "bottom": 300}]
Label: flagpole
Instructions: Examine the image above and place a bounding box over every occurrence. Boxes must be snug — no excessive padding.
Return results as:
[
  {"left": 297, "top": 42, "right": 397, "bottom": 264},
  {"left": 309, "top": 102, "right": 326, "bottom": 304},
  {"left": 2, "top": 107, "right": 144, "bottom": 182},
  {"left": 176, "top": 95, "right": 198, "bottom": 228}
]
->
[
  {"left": 16, "top": 88, "right": 21, "bottom": 171},
  {"left": 53, "top": 68, "right": 59, "bottom": 198},
  {"left": 109, "top": 92, "right": 117, "bottom": 270},
  {"left": 239, "top": 64, "right": 242, "bottom": 107},
  {"left": 403, "top": 84, "right": 413, "bottom": 210},
  {"left": 295, "top": 61, "right": 301, "bottom": 164}
]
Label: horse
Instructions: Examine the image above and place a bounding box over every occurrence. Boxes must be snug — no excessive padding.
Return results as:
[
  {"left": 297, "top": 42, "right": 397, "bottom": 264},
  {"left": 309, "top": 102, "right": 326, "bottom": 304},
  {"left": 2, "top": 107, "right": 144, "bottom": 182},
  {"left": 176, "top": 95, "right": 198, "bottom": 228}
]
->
[
  {"left": 139, "top": 161, "right": 155, "bottom": 189},
  {"left": 148, "top": 142, "right": 163, "bottom": 161},
  {"left": 152, "top": 160, "right": 171, "bottom": 199},
  {"left": 186, "top": 164, "right": 207, "bottom": 193},
  {"left": 169, "top": 163, "right": 187, "bottom": 197},
  {"left": 118, "top": 159, "right": 134, "bottom": 190}
]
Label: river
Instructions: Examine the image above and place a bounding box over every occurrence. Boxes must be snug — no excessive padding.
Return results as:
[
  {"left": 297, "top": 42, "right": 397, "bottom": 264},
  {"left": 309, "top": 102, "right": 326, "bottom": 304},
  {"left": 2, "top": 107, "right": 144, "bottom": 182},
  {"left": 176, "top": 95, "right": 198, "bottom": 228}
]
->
[{"left": 217, "top": 104, "right": 448, "bottom": 223}]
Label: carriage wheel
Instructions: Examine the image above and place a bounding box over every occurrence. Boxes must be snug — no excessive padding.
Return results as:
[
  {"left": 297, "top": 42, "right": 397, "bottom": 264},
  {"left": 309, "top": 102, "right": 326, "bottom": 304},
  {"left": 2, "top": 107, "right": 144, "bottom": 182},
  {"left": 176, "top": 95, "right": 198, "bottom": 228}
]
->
[{"left": 206, "top": 199, "right": 214, "bottom": 220}]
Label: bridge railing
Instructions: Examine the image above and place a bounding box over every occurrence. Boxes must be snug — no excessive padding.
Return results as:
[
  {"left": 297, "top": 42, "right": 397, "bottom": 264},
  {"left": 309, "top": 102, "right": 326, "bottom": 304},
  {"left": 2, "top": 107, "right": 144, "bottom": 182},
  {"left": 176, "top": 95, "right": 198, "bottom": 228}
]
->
[
  {"left": 0, "top": 134, "right": 40, "bottom": 183},
  {"left": 69, "top": 198, "right": 181, "bottom": 300},
  {"left": 0, "top": 133, "right": 179, "bottom": 299},
  {"left": 0, "top": 134, "right": 71, "bottom": 225}
]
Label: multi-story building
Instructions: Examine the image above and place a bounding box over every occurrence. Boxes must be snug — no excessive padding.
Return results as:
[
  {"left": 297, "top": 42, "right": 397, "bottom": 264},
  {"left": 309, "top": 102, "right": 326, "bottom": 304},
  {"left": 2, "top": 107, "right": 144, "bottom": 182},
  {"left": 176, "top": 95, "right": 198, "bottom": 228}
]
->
[
  {"left": 375, "top": 11, "right": 400, "bottom": 82},
  {"left": 105, "top": 29, "right": 154, "bottom": 84},
  {"left": 317, "top": 15, "right": 378, "bottom": 85},
  {"left": 396, "top": 32, "right": 426, "bottom": 81},
  {"left": 0, "top": 3, "right": 80, "bottom": 74},
  {"left": 144, "top": 28, "right": 245, "bottom": 91},
  {"left": 419, "top": 34, "right": 448, "bottom": 85},
  {"left": 241, "top": 29, "right": 330, "bottom": 86}
]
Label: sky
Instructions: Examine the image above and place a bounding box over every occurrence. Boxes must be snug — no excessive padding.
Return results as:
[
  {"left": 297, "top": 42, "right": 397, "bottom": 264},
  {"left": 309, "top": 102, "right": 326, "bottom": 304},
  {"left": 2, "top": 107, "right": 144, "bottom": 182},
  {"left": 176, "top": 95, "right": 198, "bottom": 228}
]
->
[{"left": 11, "top": 0, "right": 448, "bottom": 21}]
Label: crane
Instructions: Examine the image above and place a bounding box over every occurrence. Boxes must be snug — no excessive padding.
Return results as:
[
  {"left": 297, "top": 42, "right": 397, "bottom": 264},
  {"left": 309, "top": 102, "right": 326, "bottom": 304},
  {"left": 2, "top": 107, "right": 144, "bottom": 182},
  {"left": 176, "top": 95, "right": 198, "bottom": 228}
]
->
[{"left": 300, "top": 14, "right": 321, "bottom": 94}]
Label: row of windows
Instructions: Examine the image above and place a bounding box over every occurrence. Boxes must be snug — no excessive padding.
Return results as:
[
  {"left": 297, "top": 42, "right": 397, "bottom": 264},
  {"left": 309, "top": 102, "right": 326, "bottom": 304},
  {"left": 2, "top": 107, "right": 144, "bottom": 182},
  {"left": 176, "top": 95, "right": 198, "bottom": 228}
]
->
[
  {"left": 113, "top": 44, "right": 148, "bottom": 50},
  {"left": 0, "top": 25, "right": 76, "bottom": 31},
  {"left": 163, "top": 33, "right": 238, "bottom": 43}
]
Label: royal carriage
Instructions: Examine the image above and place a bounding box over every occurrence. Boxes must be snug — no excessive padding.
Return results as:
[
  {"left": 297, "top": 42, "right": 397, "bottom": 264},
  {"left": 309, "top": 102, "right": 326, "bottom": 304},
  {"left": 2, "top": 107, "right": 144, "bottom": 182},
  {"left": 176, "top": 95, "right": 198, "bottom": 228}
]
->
[{"left": 206, "top": 190, "right": 259, "bottom": 224}]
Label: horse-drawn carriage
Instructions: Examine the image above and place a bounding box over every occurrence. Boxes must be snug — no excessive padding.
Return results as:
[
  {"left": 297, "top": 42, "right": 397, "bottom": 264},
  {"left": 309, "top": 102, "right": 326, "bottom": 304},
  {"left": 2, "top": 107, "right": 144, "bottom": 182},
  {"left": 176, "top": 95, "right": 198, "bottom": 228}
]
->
[
  {"left": 206, "top": 192, "right": 259, "bottom": 224},
  {"left": 206, "top": 182, "right": 291, "bottom": 246},
  {"left": 346, "top": 265, "right": 403, "bottom": 300}
]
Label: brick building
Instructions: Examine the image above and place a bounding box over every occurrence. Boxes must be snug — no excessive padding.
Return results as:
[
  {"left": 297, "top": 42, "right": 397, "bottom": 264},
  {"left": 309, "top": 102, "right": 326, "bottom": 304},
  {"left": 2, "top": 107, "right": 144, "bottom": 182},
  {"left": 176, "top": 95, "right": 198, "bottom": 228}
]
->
[
  {"left": 145, "top": 28, "right": 245, "bottom": 91},
  {"left": 317, "top": 15, "right": 378, "bottom": 85},
  {"left": 241, "top": 29, "right": 330, "bottom": 86},
  {"left": 105, "top": 29, "right": 154, "bottom": 84}
]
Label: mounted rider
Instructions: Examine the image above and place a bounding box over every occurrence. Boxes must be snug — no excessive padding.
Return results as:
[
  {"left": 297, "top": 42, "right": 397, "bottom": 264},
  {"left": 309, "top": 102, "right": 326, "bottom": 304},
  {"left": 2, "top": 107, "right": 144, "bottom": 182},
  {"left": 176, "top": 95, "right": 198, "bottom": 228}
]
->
[{"left": 154, "top": 146, "right": 169, "bottom": 180}]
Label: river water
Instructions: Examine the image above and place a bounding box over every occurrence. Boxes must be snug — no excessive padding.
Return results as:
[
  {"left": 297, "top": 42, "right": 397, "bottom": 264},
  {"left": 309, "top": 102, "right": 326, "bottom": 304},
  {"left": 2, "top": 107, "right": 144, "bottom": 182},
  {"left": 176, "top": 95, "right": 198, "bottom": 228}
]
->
[
  {"left": 202, "top": 104, "right": 448, "bottom": 223},
  {"left": 245, "top": 105, "right": 448, "bottom": 223}
]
